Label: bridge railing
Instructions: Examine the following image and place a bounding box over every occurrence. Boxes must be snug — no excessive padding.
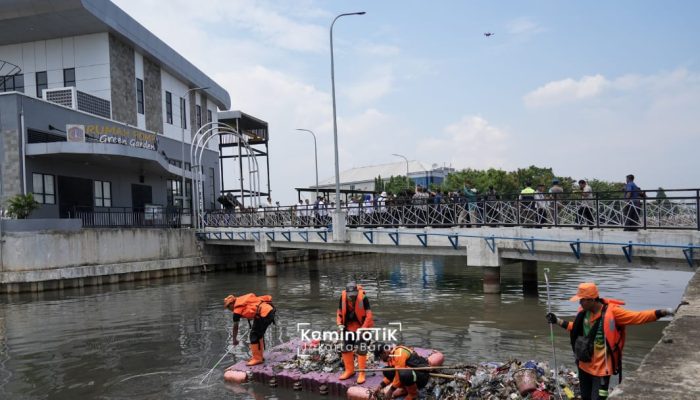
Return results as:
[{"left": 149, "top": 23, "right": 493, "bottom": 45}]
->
[{"left": 204, "top": 189, "right": 700, "bottom": 230}]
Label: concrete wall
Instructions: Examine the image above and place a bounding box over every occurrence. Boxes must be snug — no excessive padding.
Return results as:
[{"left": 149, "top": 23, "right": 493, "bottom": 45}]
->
[
  {"left": 0, "top": 33, "right": 111, "bottom": 101},
  {"left": 1, "top": 228, "right": 198, "bottom": 273},
  {"left": 109, "top": 34, "right": 136, "bottom": 126},
  {"left": 0, "top": 95, "right": 21, "bottom": 203},
  {"left": 0, "top": 228, "right": 259, "bottom": 292},
  {"left": 1, "top": 218, "right": 82, "bottom": 232},
  {"left": 143, "top": 57, "right": 163, "bottom": 134},
  {"left": 160, "top": 69, "right": 189, "bottom": 142}
]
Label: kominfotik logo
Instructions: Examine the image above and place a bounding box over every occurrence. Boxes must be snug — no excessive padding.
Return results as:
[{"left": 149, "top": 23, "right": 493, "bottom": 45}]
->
[{"left": 295, "top": 322, "right": 403, "bottom": 355}]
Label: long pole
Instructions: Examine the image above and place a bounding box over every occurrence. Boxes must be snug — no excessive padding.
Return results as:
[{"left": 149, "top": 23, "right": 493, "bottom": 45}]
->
[
  {"left": 181, "top": 87, "right": 208, "bottom": 216},
  {"left": 544, "top": 268, "right": 564, "bottom": 400},
  {"left": 330, "top": 11, "right": 365, "bottom": 210},
  {"left": 296, "top": 129, "right": 319, "bottom": 200},
  {"left": 392, "top": 153, "right": 409, "bottom": 189}
]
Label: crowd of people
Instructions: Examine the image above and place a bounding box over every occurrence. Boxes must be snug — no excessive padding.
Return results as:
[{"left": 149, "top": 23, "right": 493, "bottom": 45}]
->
[{"left": 214, "top": 174, "right": 647, "bottom": 230}]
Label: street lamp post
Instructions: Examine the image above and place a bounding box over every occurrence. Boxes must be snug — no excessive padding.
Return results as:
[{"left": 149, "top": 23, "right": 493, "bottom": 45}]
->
[
  {"left": 296, "top": 129, "right": 319, "bottom": 201},
  {"left": 392, "top": 153, "right": 410, "bottom": 189},
  {"left": 330, "top": 11, "right": 365, "bottom": 208},
  {"left": 180, "top": 86, "right": 209, "bottom": 218},
  {"left": 330, "top": 11, "right": 365, "bottom": 242}
]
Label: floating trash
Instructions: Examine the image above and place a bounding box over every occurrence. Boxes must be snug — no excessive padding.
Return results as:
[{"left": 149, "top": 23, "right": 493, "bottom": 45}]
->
[{"left": 420, "top": 359, "right": 580, "bottom": 400}]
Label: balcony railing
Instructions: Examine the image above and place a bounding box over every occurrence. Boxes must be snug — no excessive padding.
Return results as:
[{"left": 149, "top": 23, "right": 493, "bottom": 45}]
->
[{"left": 71, "top": 206, "right": 191, "bottom": 228}]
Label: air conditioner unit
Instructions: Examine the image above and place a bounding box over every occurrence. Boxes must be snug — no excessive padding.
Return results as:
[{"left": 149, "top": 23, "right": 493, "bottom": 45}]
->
[{"left": 43, "top": 87, "right": 112, "bottom": 119}]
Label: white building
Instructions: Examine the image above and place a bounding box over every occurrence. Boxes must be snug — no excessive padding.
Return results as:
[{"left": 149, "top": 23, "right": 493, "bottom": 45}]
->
[
  {"left": 315, "top": 161, "right": 454, "bottom": 192},
  {"left": 0, "top": 0, "right": 232, "bottom": 219}
]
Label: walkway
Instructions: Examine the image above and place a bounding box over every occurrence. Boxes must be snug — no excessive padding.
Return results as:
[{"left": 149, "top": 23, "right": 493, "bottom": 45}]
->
[{"left": 610, "top": 268, "right": 700, "bottom": 399}]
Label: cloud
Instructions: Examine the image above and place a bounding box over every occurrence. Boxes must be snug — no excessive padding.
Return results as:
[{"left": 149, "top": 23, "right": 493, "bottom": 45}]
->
[
  {"left": 344, "top": 66, "right": 395, "bottom": 105},
  {"left": 524, "top": 75, "right": 609, "bottom": 107},
  {"left": 360, "top": 43, "right": 401, "bottom": 57},
  {"left": 113, "top": 0, "right": 327, "bottom": 54},
  {"left": 506, "top": 17, "right": 545, "bottom": 37},
  {"left": 419, "top": 116, "right": 510, "bottom": 170}
]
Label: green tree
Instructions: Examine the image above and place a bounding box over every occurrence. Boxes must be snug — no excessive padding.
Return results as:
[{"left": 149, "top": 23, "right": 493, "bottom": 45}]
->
[
  {"left": 384, "top": 175, "right": 410, "bottom": 195},
  {"left": 373, "top": 175, "right": 385, "bottom": 192},
  {"left": 6, "top": 193, "right": 40, "bottom": 219}
]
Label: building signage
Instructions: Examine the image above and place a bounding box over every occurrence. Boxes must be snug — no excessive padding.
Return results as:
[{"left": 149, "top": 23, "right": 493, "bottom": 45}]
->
[
  {"left": 66, "top": 124, "right": 86, "bottom": 142},
  {"left": 67, "top": 124, "right": 158, "bottom": 151}
]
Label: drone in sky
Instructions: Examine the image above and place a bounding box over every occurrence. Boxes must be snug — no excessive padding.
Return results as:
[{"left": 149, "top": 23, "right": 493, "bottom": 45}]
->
[{"left": 484, "top": 32, "right": 494, "bottom": 37}]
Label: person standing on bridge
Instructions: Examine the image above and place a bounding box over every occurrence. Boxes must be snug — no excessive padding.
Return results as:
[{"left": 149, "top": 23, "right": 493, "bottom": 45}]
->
[
  {"left": 545, "top": 282, "right": 674, "bottom": 400},
  {"left": 224, "top": 293, "right": 276, "bottom": 366},
  {"left": 337, "top": 282, "right": 374, "bottom": 384}
]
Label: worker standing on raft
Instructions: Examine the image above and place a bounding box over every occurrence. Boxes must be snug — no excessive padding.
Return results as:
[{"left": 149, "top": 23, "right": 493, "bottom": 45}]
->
[
  {"left": 372, "top": 343, "right": 430, "bottom": 400},
  {"left": 337, "top": 282, "right": 374, "bottom": 384},
  {"left": 546, "top": 282, "right": 674, "bottom": 400},
  {"left": 224, "top": 293, "right": 275, "bottom": 366}
]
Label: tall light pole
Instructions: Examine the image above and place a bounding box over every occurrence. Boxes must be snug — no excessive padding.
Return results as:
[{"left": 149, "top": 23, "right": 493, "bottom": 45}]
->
[
  {"left": 392, "top": 153, "right": 410, "bottom": 189},
  {"left": 180, "top": 86, "right": 208, "bottom": 214},
  {"left": 330, "top": 11, "right": 365, "bottom": 211},
  {"left": 296, "top": 129, "right": 319, "bottom": 201}
]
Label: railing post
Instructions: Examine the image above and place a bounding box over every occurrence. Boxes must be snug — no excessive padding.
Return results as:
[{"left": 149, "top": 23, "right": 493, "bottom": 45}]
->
[
  {"left": 642, "top": 191, "right": 647, "bottom": 230},
  {"left": 696, "top": 189, "right": 700, "bottom": 231},
  {"left": 595, "top": 192, "right": 600, "bottom": 229}
]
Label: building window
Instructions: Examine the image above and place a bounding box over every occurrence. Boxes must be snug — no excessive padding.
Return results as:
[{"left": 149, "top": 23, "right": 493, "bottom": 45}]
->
[
  {"left": 196, "top": 105, "right": 202, "bottom": 128},
  {"left": 35, "top": 71, "right": 47, "bottom": 97},
  {"left": 207, "top": 109, "right": 212, "bottom": 123},
  {"left": 136, "top": 78, "right": 144, "bottom": 114},
  {"left": 32, "top": 173, "right": 55, "bottom": 204},
  {"left": 165, "top": 91, "right": 173, "bottom": 124},
  {"left": 167, "top": 179, "right": 182, "bottom": 207},
  {"left": 63, "top": 68, "right": 75, "bottom": 87},
  {"left": 180, "top": 97, "right": 187, "bottom": 129},
  {"left": 209, "top": 167, "right": 216, "bottom": 210},
  {"left": 0, "top": 74, "right": 24, "bottom": 93},
  {"left": 94, "top": 180, "right": 112, "bottom": 207}
]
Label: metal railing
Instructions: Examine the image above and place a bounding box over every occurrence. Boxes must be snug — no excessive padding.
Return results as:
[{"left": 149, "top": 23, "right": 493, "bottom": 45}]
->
[
  {"left": 72, "top": 207, "right": 191, "bottom": 228},
  {"left": 204, "top": 189, "right": 700, "bottom": 231}
]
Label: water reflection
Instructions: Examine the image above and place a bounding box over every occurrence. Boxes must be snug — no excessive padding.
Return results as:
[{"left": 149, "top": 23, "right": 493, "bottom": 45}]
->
[{"left": 0, "top": 255, "right": 692, "bottom": 399}]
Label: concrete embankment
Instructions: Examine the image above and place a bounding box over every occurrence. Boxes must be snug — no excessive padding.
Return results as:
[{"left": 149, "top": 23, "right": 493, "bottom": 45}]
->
[
  {"left": 610, "top": 268, "right": 700, "bottom": 399},
  {"left": 0, "top": 227, "right": 360, "bottom": 293},
  {"left": 0, "top": 228, "right": 250, "bottom": 293}
]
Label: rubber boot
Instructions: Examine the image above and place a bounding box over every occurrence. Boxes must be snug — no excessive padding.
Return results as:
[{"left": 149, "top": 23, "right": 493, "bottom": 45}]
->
[
  {"left": 356, "top": 354, "right": 367, "bottom": 384},
  {"left": 246, "top": 340, "right": 264, "bottom": 366},
  {"left": 338, "top": 352, "right": 355, "bottom": 380},
  {"left": 404, "top": 384, "right": 419, "bottom": 400}
]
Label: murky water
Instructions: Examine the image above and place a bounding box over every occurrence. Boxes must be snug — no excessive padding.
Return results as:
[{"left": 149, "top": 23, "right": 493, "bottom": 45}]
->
[{"left": 0, "top": 255, "right": 692, "bottom": 399}]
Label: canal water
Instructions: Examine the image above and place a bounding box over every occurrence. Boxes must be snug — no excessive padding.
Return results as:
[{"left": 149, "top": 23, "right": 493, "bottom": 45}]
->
[{"left": 0, "top": 255, "right": 692, "bottom": 400}]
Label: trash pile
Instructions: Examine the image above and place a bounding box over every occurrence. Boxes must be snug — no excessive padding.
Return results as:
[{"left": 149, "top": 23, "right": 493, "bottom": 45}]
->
[
  {"left": 422, "top": 360, "right": 580, "bottom": 400},
  {"left": 273, "top": 340, "right": 378, "bottom": 374}
]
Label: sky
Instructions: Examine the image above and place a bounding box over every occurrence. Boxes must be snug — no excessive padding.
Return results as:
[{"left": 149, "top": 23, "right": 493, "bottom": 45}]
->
[{"left": 112, "top": 0, "right": 700, "bottom": 204}]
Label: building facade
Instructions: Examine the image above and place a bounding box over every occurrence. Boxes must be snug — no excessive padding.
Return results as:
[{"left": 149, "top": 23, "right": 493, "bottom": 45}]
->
[
  {"left": 0, "top": 0, "right": 230, "bottom": 219},
  {"left": 315, "top": 161, "right": 454, "bottom": 194}
]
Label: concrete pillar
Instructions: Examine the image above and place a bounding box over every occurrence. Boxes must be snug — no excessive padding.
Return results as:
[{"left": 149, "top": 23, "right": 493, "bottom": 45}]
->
[
  {"left": 483, "top": 266, "right": 501, "bottom": 294},
  {"left": 265, "top": 252, "right": 278, "bottom": 277},
  {"left": 308, "top": 250, "right": 319, "bottom": 260},
  {"left": 522, "top": 260, "right": 538, "bottom": 296}
]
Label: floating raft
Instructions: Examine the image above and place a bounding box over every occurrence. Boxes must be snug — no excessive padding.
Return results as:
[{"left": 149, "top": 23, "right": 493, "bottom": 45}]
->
[{"left": 224, "top": 340, "right": 444, "bottom": 398}]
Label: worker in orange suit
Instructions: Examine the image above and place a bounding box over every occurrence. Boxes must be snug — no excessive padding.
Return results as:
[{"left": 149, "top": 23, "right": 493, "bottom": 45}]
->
[
  {"left": 546, "top": 282, "right": 674, "bottom": 400},
  {"left": 372, "top": 343, "right": 430, "bottom": 400},
  {"left": 224, "top": 293, "right": 275, "bottom": 366},
  {"left": 336, "top": 282, "right": 374, "bottom": 384}
]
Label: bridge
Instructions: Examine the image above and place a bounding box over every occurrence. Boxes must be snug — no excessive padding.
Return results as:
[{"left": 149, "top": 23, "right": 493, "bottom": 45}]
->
[
  {"left": 197, "top": 190, "right": 700, "bottom": 292},
  {"left": 198, "top": 190, "right": 700, "bottom": 398}
]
